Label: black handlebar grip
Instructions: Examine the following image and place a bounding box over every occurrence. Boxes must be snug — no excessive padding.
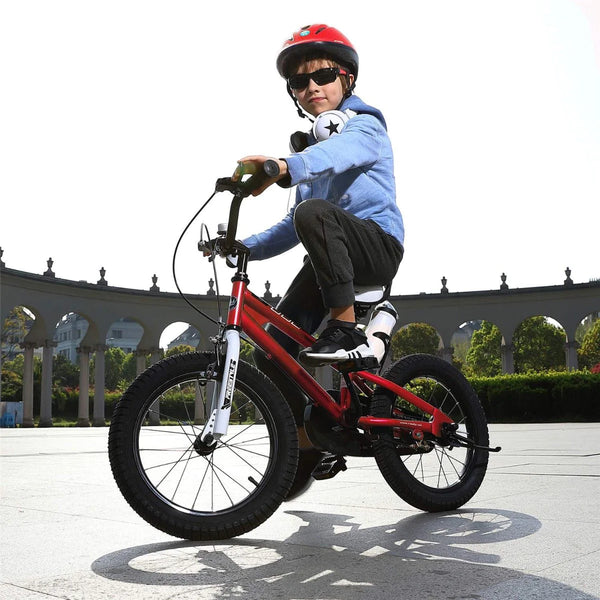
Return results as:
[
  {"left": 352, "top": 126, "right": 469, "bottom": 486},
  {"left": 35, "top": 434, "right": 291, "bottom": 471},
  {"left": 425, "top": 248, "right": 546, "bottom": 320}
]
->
[
  {"left": 215, "top": 160, "right": 282, "bottom": 198},
  {"left": 263, "top": 159, "right": 280, "bottom": 178},
  {"left": 245, "top": 159, "right": 280, "bottom": 194}
]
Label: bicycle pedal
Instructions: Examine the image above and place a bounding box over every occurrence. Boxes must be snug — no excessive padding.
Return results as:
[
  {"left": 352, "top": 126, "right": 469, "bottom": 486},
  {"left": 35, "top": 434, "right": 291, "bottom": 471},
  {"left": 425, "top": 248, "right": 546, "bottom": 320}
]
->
[
  {"left": 337, "top": 356, "right": 379, "bottom": 372},
  {"left": 312, "top": 454, "right": 347, "bottom": 480}
]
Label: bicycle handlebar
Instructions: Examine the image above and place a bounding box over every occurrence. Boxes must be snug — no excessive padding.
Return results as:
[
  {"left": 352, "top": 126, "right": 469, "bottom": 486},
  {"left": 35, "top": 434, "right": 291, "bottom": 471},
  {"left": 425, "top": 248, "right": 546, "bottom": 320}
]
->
[
  {"left": 212, "top": 159, "right": 281, "bottom": 256},
  {"left": 215, "top": 159, "right": 280, "bottom": 198}
]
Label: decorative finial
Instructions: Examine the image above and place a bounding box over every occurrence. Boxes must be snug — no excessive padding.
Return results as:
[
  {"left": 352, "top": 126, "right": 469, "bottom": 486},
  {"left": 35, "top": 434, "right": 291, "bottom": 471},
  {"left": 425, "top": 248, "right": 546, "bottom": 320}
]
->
[
  {"left": 0, "top": 247, "right": 4, "bottom": 268},
  {"left": 207, "top": 278, "right": 216, "bottom": 295},
  {"left": 44, "top": 257, "right": 55, "bottom": 278},
  {"left": 564, "top": 267, "right": 573, "bottom": 286},
  {"left": 264, "top": 280, "right": 273, "bottom": 301},
  {"left": 97, "top": 267, "right": 107, "bottom": 286},
  {"left": 150, "top": 274, "right": 160, "bottom": 292},
  {"left": 500, "top": 272, "right": 509, "bottom": 291},
  {"left": 441, "top": 276, "right": 448, "bottom": 294}
]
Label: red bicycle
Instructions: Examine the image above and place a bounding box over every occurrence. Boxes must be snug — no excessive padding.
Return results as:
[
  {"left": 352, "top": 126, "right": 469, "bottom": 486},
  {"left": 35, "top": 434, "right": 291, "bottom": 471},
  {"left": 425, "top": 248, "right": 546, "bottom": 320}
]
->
[{"left": 108, "top": 162, "right": 500, "bottom": 541}]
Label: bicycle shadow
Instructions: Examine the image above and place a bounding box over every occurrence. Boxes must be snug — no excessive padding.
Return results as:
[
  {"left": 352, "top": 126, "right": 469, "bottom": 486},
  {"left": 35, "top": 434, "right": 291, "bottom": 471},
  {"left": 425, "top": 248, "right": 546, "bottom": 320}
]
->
[{"left": 91, "top": 508, "right": 595, "bottom": 599}]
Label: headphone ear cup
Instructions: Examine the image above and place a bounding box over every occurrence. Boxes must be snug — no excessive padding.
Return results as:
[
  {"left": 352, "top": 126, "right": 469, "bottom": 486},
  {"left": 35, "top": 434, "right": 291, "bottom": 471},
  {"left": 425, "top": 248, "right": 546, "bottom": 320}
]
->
[
  {"left": 289, "top": 131, "right": 310, "bottom": 153},
  {"left": 312, "top": 110, "right": 350, "bottom": 142}
]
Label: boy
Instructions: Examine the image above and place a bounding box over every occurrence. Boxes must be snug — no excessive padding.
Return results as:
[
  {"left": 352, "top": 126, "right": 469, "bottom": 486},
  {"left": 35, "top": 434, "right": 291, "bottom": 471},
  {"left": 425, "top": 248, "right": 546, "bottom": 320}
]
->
[{"left": 237, "top": 24, "right": 404, "bottom": 368}]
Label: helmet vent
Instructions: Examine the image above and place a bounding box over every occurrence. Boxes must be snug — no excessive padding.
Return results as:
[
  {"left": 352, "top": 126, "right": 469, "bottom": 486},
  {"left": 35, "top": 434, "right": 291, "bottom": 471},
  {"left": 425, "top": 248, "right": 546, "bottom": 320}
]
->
[{"left": 315, "top": 26, "right": 327, "bottom": 35}]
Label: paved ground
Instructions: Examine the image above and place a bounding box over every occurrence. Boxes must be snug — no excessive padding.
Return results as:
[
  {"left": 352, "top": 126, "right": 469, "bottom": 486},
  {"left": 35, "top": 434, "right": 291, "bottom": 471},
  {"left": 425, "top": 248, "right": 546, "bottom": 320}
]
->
[{"left": 1, "top": 423, "right": 599, "bottom": 600}]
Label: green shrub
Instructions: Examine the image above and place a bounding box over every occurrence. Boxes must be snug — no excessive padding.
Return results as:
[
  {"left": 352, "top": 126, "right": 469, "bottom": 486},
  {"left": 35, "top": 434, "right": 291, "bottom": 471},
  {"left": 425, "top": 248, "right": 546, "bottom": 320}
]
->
[
  {"left": 470, "top": 371, "right": 600, "bottom": 422},
  {"left": 24, "top": 371, "right": 600, "bottom": 424}
]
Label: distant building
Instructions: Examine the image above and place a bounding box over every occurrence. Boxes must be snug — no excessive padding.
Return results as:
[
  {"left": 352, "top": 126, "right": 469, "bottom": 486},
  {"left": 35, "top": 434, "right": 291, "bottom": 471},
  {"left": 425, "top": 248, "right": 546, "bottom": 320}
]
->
[
  {"left": 167, "top": 326, "right": 200, "bottom": 351},
  {"left": 54, "top": 314, "right": 143, "bottom": 362}
]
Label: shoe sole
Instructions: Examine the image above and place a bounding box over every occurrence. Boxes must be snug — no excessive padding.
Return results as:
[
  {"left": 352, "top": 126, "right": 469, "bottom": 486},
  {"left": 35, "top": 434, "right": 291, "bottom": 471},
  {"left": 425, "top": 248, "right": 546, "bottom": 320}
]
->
[{"left": 299, "top": 344, "right": 374, "bottom": 366}]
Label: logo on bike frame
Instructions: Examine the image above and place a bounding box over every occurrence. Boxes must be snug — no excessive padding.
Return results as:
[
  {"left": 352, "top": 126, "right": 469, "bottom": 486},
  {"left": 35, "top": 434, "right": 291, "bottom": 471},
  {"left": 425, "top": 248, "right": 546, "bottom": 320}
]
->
[
  {"left": 229, "top": 297, "right": 237, "bottom": 311},
  {"left": 222, "top": 360, "right": 237, "bottom": 409}
]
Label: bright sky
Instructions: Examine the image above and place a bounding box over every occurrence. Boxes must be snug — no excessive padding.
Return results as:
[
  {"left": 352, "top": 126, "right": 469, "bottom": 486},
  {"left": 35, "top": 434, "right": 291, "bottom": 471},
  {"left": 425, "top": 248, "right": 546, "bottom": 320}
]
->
[{"left": 2, "top": 0, "right": 599, "bottom": 306}]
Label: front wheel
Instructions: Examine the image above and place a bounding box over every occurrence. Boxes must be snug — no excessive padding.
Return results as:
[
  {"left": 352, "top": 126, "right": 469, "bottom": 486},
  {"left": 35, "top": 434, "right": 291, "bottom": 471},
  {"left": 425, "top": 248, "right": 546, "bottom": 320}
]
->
[
  {"left": 371, "top": 354, "right": 489, "bottom": 512},
  {"left": 108, "top": 352, "right": 298, "bottom": 540}
]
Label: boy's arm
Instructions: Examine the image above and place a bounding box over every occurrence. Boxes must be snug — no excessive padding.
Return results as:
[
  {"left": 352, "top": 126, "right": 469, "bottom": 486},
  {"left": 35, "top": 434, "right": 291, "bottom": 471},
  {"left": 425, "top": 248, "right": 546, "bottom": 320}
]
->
[
  {"left": 242, "top": 206, "right": 300, "bottom": 261},
  {"left": 285, "top": 115, "right": 384, "bottom": 184}
]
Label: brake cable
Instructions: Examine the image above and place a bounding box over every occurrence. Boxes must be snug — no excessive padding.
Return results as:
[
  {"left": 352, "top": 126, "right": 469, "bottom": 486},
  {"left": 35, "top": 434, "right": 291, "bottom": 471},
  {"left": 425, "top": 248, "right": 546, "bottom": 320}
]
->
[
  {"left": 171, "top": 190, "right": 222, "bottom": 327},
  {"left": 172, "top": 161, "right": 281, "bottom": 329}
]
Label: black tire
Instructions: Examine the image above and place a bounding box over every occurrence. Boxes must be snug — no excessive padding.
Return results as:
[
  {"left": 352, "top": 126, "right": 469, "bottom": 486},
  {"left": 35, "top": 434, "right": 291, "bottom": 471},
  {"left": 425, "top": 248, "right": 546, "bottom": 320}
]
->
[
  {"left": 371, "top": 354, "right": 489, "bottom": 512},
  {"left": 108, "top": 352, "right": 298, "bottom": 540}
]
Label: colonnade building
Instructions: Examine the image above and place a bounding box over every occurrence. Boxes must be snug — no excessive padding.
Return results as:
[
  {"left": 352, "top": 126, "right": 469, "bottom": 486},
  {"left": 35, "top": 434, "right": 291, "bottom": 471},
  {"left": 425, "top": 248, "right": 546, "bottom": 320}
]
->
[{"left": 1, "top": 255, "right": 598, "bottom": 427}]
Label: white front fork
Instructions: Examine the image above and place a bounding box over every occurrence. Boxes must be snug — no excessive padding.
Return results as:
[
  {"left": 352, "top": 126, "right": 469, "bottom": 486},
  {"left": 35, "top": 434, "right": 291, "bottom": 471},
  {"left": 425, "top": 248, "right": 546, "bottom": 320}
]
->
[{"left": 200, "top": 329, "right": 240, "bottom": 443}]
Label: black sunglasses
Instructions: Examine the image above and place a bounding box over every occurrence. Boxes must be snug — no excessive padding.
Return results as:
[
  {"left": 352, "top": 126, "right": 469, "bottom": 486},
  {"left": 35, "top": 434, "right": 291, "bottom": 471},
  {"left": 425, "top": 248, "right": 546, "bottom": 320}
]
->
[{"left": 287, "top": 67, "right": 347, "bottom": 90}]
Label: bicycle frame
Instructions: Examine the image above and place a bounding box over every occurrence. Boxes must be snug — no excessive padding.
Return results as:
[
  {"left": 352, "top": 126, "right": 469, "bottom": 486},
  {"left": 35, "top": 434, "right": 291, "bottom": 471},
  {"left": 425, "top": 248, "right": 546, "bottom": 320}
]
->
[{"left": 200, "top": 263, "right": 455, "bottom": 444}]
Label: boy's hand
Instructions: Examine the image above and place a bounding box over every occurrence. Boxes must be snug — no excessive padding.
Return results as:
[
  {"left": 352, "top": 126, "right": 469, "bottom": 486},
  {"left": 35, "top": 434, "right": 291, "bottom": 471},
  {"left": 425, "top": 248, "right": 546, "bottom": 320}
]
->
[{"left": 234, "top": 156, "right": 288, "bottom": 196}]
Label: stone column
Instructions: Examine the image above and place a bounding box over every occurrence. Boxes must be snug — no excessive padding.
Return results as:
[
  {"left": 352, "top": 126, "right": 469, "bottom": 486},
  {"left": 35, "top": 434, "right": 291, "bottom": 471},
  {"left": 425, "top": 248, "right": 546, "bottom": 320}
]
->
[
  {"left": 93, "top": 344, "right": 107, "bottom": 426},
  {"left": 565, "top": 340, "right": 579, "bottom": 372},
  {"left": 135, "top": 348, "right": 148, "bottom": 377},
  {"left": 501, "top": 343, "right": 515, "bottom": 374},
  {"left": 39, "top": 340, "right": 56, "bottom": 427},
  {"left": 439, "top": 346, "right": 454, "bottom": 364},
  {"left": 77, "top": 346, "right": 91, "bottom": 426},
  {"left": 148, "top": 347, "right": 162, "bottom": 425},
  {"left": 21, "top": 342, "right": 36, "bottom": 427}
]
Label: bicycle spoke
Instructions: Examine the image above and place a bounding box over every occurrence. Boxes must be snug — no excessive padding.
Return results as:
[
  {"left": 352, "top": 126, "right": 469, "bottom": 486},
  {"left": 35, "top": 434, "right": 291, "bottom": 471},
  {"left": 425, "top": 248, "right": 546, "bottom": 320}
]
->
[
  {"left": 218, "top": 442, "right": 270, "bottom": 477},
  {"left": 155, "top": 443, "right": 197, "bottom": 488},
  {"left": 132, "top": 370, "right": 278, "bottom": 515},
  {"left": 192, "top": 457, "right": 212, "bottom": 511}
]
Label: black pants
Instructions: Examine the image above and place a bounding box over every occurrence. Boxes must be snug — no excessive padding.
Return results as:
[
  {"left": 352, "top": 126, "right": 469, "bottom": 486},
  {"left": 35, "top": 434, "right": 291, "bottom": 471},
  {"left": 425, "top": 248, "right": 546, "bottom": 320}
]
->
[{"left": 255, "top": 198, "right": 404, "bottom": 424}]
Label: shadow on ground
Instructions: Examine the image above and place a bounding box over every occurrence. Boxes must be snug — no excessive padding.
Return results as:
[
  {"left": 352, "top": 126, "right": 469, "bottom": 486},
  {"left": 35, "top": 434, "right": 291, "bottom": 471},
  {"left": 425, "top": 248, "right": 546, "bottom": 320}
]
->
[{"left": 91, "top": 508, "right": 595, "bottom": 599}]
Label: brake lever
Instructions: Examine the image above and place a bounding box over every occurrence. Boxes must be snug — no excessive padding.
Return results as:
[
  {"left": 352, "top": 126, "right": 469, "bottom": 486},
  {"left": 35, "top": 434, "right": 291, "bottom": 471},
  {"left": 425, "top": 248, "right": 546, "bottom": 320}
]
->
[{"left": 215, "top": 177, "right": 246, "bottom": 196}]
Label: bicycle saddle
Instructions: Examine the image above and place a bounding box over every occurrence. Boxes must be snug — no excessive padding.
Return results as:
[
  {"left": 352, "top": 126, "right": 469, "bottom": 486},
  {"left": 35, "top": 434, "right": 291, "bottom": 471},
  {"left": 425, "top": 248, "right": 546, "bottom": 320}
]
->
[
  {"left": 354, "top": 285, "right": 386, "bottom": 304},
  {"left": 354, "top": 285, "right": 390, "bottom": 319}
]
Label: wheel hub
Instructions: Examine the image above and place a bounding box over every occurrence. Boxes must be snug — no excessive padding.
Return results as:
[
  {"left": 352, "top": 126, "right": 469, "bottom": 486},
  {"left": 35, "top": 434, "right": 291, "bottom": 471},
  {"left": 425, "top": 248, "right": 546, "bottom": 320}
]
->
[{"left": 193, "top": 435, "right": 217, "bottom": 456}]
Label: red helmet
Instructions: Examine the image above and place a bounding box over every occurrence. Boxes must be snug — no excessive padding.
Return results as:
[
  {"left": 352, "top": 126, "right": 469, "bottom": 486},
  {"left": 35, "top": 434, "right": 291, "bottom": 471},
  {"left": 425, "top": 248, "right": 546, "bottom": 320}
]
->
[{"left": 277, "top": 24, "right": 359, "bottom": 80}]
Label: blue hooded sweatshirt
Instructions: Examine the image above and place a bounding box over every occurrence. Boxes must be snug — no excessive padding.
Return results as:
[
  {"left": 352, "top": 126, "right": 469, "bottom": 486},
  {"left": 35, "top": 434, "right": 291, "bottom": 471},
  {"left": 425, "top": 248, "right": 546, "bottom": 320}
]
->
[{"left": 243, "top": 95, "right": 404, "bottom": 260}]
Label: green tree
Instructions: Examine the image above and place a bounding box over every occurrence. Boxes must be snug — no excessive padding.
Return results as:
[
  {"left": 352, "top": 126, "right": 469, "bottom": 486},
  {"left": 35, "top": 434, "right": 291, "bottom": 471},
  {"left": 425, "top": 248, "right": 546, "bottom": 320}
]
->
[
  {"left": 1, "top": 354, "right": 25, "bottom": 401},
  {"left": 466, "top": 321, "right": 502, "bottom": 376},
  {"left": 391, "top": 322, "right": 440, "bottom": 360},
  {"left": 513, "top": 316, "right": 566, "bottom": 373},
  {"left": 578, "top": 319, "right": 600, "bottom": 370},
  {"left": 576, "top": 312, "right": 599, "bottom": 344},
  {"left": 53, "top": 354, "right": 79, "bottom": 388},
  {"left": 122, "top": 352, "right": 138, "bottom": 385},
  {"left": 1, "top": 307, "right": 30, "bottom": 361},
  {"left": 104, "top": 347, "right": 127, "bottom": 391}
]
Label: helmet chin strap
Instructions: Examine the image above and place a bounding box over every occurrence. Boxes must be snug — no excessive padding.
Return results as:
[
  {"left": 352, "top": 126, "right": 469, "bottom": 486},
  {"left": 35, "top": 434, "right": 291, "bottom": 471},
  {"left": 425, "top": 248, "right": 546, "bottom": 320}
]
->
[{"left": 286, "top": 83, "right": 314, "bottom": 121}]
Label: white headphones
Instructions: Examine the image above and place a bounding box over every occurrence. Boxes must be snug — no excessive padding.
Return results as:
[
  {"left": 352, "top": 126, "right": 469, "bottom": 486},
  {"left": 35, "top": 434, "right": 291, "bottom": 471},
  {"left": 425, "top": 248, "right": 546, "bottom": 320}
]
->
[{"left": 312, "top": 109, "right": 356, "bottom": 142}]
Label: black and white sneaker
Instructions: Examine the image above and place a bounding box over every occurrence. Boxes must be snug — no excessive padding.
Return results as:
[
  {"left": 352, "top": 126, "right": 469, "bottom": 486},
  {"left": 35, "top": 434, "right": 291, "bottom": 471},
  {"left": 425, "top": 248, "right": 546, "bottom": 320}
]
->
[{"left": 299, "top": 320, "right": 375, "bottom": 367}]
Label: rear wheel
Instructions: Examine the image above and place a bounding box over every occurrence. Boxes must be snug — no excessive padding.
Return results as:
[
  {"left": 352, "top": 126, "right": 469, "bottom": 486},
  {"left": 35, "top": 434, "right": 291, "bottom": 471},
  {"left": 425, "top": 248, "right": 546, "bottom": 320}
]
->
[
  {"left": 371, "top": 354, "right": 489, "bottom": 511},
  {"left": 108, "top": 352, "right": 298, "bottom": 540}
]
